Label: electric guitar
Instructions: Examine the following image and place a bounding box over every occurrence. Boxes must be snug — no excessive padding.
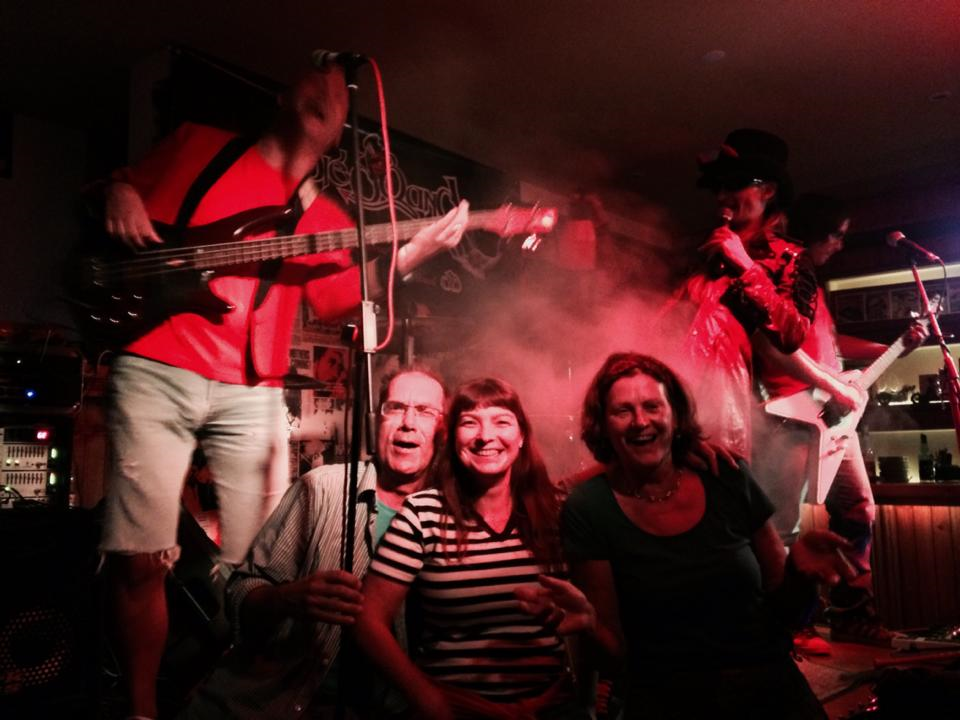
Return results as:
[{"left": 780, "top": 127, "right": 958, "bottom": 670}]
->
[
  {"left": 762, "top": 314, "right": 932, "bottom": 503},
  {"left": 70, "top": 203, "right": 556, "bottom": 346}
]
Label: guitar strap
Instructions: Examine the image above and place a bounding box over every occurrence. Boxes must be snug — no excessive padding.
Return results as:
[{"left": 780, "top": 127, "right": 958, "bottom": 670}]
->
[
  {"left": 174, "top": 134, "right": 257, "bottom": 230},
  {"left": 251, "top": 179, "right": 308, "bottom": 310},
  {"left": 172, "top": 133, "right": 311, "bottom": 310}
]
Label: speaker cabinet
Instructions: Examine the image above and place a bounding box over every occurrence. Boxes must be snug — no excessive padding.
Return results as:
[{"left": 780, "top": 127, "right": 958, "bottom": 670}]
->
[{"left": 0, "top": 508, "right": 101, "bottom": 719}]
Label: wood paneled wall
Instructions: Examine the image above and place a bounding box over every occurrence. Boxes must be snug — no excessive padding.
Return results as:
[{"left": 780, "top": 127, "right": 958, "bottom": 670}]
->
[{"left": 801, "top": 502, "right": 960, "bottom": 629}]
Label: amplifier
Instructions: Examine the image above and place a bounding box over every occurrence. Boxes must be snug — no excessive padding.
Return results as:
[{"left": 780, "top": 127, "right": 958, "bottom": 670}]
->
[
  {"left": 0, "top": 421, "right": 72, "bottom": 509},
  {"left": 0, "top": 344, "right": 82, "bottom": 415}
]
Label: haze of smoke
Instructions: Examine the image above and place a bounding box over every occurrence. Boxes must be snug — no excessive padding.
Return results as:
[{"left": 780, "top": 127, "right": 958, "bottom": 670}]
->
[{"left": 435, "top": 239, "right": 707, "bottom": 482}]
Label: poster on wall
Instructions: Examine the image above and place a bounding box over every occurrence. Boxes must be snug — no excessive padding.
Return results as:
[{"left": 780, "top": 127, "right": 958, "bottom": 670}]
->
[
  {"left": 889, "top": 287, "right": 919, "bottom": 320},
  {"left": 949, "top": 280, "right": 960, "bottom": 315},
  {"left": 864, "top": 289, "right": 890, "bottom": 321},
  {"left": 834, "top": 292, "right": 865, "bottom": 324},
  {"left": 311, "top": 345, "right": 349, "bottom": 403},
  {"left": 310, "top": 123, "right": 521, "bottom": 319},
  {"left": 283, "top": 342, "right": 351, "bottom": 474}
]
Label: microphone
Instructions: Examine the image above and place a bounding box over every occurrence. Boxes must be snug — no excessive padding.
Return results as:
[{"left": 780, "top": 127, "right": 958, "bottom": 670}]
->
[
  {"left": 311, "top": 49, "right": 369, "bottom": 70},
  {"left": 707, "top": 209, "right": 735, "bottom": 277},
  {"left": 886, "top": 231, "right": 942, "bottom": 264}
]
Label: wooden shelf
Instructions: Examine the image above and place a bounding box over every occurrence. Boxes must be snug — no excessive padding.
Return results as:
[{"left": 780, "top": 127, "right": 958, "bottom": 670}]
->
[
  {"left": 864, "top": 402, "right": 956, "bottom": 431},
  {"left": 872, "top": 481, "right": 960, "bottom": 506},
  {"left": 836, "top": 313, "right": 960, "bottom": 345}
]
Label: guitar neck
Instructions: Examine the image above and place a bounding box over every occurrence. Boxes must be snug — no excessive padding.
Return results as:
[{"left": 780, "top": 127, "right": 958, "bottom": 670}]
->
[
  {"left": 859, "top": 336, "right": 909, "bottom": 390},
  {"left": 193, "top": 209, "right": 500, "bottom": 269}
]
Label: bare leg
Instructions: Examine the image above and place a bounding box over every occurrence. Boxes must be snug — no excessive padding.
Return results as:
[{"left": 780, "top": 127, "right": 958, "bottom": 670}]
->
[{"left": 106, "top": 552, "right": 171, "bottom": 719}]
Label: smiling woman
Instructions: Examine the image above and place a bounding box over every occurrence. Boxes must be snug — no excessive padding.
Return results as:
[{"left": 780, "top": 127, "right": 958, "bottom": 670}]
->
[
  {"left": 454, "top": 403, "right": 524, "bottom": 488},
  {"left": 562, "top": 352, "right": 860, "bottom": 719},
  {"left": 354, "top": 377, "right": 593, "bottom": 720}
]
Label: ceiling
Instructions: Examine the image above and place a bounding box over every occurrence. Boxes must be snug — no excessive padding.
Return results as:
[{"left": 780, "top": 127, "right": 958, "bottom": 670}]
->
[{"left": 4, "top": 1, "right": 960, "bottom": 229}]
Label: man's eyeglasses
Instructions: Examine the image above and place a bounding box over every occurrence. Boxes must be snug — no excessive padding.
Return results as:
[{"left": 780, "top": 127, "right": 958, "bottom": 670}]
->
[{"left": 380, "top": 401, "right": 442, "bottom": 420}]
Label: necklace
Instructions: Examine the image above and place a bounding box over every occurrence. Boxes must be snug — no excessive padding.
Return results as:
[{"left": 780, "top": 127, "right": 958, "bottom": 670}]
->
[{"left": 621, "top": 474, "right": 681, "bottom": 503}]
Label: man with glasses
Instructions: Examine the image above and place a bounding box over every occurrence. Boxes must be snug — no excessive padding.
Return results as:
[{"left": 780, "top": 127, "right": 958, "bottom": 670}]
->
[
  {"left": 670, "top": 128, "right": 818, "bottom": 457},
  {"left": 180, "top": 368, "right": 446, "bottom": 719}
]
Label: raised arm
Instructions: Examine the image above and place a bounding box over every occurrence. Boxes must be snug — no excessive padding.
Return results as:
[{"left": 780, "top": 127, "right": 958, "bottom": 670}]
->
[
  {"left": 302, "top": 200, "right": 469, "bottom": 322},
  {"left": 700, "top": 232, "right": 817, "bottom": 353},
  {"left": 754, "top": 331, "right": 864, "bottom": 411},
  {"left": 740, "top": 248, "right": 817, "bottom": 353}
]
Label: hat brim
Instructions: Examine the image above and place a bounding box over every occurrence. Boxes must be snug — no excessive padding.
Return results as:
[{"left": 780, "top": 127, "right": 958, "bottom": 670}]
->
[{"left": 697, "top": 153, "right": 792, "bottom": 206}]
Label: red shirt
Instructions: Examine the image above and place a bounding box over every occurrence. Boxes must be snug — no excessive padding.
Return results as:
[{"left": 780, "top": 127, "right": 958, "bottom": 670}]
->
[
  {"left": 117, "top": 123, "right": 360, "bottom": 385},
  {"left": 756, "top": 287, "right": 841, "bottom": 398}
]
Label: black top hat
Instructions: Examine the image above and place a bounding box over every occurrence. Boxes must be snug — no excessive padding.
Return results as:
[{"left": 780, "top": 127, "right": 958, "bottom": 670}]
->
[{"left": 697, "top": 128, "right": 793, "bottom": 208}]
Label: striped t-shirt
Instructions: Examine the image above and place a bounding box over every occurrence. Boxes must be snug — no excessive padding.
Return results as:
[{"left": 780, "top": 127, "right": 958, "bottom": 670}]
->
[{"left": 369, "top": 488, "right": 566, "bottom": 702}]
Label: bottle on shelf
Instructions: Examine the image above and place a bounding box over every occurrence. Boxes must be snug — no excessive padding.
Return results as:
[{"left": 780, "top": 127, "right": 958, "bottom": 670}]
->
[{"left": 918, "top": 433, "right": 935, "bottom": 481}]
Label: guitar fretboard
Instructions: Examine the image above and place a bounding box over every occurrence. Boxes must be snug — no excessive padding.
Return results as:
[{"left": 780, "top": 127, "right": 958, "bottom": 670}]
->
[
  {"left": 189, "top": 215, "right": 447, "bottom": 268},
  {"left": 95, "top": 208, "right": 516, "bottom": 282},
  {"left": 860, "top": 337, "right": 908, "bottom": 390}
]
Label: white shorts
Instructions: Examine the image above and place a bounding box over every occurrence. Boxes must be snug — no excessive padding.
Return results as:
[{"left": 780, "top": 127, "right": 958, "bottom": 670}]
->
[{"left": 101, "top": 355, "right": 287, "bottom": 563}]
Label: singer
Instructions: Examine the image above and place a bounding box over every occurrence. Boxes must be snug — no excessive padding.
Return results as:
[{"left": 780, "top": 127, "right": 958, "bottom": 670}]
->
[
  {"left": 665, "top": 128, "right": 817, "bottom": 456},
  {"left": 87, "top": 54, "right": 469, "bottom": 720}
]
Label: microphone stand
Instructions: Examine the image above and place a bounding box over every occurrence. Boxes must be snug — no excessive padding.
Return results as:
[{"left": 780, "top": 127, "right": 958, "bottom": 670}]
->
[
  {"left": 337, "top": 59, "right": 379, "bottom": 720},
  {"left": 909, "top": 262, "right": 960, "bottom": 452}
]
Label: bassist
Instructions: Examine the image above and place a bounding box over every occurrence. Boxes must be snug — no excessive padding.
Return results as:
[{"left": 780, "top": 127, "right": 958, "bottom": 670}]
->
[{"left": 91, "top": 59, "right": 468, "bottom": 720}]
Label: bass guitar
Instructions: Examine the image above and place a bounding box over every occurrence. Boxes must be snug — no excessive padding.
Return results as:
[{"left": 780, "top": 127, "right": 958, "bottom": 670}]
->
[
  {"left": 70, "top": 203, "right": 556, "bottom": 346},
  {"left": 762, "top": 313, "right": 932, "bottom": 503}
]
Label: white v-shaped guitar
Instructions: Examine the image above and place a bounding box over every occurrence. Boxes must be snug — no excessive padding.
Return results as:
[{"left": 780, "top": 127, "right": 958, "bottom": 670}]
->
[{"left": 762, "top": 316, "right": 931, "bottom": 503}]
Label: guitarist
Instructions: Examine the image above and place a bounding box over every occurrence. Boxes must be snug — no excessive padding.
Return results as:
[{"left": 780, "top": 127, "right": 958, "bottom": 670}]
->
[
  {"left": 92, "top": 60, "right": 469, "bottom": 720},
  {"left": 752, "top": 194, "right": 926, "bottom": 651}
]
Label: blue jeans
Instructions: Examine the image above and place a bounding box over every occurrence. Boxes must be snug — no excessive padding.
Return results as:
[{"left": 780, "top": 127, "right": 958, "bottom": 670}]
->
[{"left": 101, "top": 354, "right": 287, "bottom": 563}]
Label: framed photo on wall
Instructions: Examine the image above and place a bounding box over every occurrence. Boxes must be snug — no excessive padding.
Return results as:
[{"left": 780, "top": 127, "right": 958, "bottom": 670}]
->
[
  {"left": 946, "top": 279, "right": 960, "bottom": 315},
  {"left": 889, "top": 287, "right": 919, "bottom": 319},
  {"left": 312, "top": 345, "right": 349, "bottom": 402},
  {"left": 834, "top": 292, "right": 865, "bottom": 323},
  {"left": 864, "top": 289, "right": 890, "bottom": 321}
]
